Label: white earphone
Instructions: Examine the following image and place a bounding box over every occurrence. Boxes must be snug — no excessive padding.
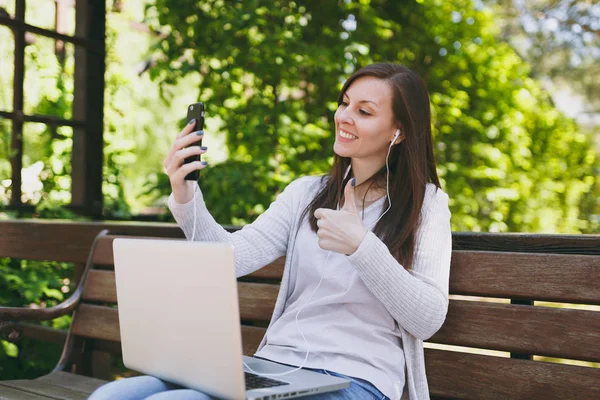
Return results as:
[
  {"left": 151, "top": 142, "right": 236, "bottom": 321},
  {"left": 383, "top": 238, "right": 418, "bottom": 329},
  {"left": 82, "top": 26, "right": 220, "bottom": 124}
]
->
[{"left": 392, "top": 128, "right": 401, "bottom": 143}]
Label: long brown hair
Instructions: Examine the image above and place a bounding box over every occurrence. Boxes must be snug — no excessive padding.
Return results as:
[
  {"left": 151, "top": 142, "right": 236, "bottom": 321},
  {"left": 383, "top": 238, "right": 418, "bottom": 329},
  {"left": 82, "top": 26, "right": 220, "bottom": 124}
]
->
[{"left": 300, "top": 63, "right": 440, "bottom": 270}]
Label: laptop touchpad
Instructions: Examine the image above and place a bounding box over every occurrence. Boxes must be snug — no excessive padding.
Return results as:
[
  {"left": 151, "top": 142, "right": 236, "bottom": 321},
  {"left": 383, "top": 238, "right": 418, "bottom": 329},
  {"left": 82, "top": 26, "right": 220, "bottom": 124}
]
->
[{"left": 247, "top": 360, "right": 292, "bottom": 374}]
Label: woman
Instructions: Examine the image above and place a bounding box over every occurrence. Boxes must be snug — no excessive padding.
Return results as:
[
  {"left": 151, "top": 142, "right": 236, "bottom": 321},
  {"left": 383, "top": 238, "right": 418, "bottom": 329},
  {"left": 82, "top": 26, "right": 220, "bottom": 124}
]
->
[{"left": 89, "top": 63, "right": 451, "bottom": 400}]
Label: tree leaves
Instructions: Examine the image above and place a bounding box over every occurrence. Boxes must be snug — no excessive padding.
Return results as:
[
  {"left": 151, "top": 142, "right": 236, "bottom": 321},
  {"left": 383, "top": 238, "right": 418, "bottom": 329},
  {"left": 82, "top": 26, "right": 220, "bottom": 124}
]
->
[{"left": 146, "top": 0, "right": 596, "bottom": 232}]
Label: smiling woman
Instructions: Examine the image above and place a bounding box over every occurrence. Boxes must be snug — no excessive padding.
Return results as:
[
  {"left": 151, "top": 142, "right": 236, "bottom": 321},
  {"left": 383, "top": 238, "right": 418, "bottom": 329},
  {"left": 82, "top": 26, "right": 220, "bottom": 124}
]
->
[
  {"left": 306, "top": 64, "right": 440, "bottom": 271},
  {"left": 90, "top": 63, "right": 451, "bottom": 400}
]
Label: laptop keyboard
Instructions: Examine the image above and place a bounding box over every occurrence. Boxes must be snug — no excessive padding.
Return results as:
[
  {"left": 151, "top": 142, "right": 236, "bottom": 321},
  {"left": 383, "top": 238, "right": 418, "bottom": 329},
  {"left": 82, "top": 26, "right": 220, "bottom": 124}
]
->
[{"left": 245, "top": 371, "right": 289, "bottom": 390}]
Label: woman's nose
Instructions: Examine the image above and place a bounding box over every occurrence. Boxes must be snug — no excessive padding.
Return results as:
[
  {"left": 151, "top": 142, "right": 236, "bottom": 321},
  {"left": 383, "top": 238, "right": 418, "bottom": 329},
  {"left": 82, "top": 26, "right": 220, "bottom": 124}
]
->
[{"left": 337, "top": 107, "right": 353, "bottom": 125}]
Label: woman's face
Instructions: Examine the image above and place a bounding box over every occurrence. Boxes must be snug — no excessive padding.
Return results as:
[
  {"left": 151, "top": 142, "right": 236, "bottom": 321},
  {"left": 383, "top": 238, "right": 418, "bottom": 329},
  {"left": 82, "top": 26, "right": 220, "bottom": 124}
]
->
[{"left": 333, "top": 76, "right": 398, "bottom": 162}]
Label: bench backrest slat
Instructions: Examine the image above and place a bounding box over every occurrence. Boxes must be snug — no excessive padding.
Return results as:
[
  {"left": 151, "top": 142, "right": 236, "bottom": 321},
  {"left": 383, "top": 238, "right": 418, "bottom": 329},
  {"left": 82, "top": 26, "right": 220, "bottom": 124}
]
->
[
  {"left": 82, "top": 270, "right": 117, "bottom": 303},
  {"left": 430, "top": 300, "right": 600, "bottom": 362},
  {"left": 451, "top": 251, "right": 600, "bottom": 304},
  {"left": 92, "top": 236, "right": 285, "bottom": 281},
  {"left": 426, "top": 349, "right": 600, "bottom": 399},
  {"left": 0, "top": 221, "right": 185, "bottom": 263},
  {"left": 2, "top": 221, "right": 598, "bottom": 263},
  {"left": 92, "top": 237, "right": 600, "bottom": 303},
  {"left": 70, "top": 304, "right": 267, "bottom": 357},
  {"left": 71, "top": 304, "right": 120, "bottom": 342},
  {"left": 238, "top": 282, "right": 279, "bottom": 322},
  {"left": 81, "top": 270, "right": 279, "bottom": 323}
]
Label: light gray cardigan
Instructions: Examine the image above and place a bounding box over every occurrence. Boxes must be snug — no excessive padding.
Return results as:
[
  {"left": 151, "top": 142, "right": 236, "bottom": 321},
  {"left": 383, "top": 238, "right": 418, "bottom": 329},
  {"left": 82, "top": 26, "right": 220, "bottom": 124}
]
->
[{"left": 168, "top": 176, "right": 452, "bottom": 400}]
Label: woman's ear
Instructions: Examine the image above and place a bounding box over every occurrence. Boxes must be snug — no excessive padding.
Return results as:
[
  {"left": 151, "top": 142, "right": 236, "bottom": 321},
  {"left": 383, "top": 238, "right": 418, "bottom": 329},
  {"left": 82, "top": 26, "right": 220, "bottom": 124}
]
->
[{"left": 392, "top": 128, "right": 405, "bottom": 145}]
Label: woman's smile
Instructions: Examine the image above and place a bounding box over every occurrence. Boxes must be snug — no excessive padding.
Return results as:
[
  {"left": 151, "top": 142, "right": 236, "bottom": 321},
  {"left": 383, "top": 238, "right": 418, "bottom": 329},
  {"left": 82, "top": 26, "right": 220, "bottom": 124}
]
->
[{"left": 337, "top": 129, "right": 358, "bottom": 142}]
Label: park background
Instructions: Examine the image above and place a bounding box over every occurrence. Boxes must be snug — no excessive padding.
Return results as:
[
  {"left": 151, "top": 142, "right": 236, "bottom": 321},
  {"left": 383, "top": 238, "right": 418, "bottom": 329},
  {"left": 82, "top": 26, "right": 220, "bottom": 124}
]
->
[{"left": 0, "top": 0, "right": 599, "bottom": 380}]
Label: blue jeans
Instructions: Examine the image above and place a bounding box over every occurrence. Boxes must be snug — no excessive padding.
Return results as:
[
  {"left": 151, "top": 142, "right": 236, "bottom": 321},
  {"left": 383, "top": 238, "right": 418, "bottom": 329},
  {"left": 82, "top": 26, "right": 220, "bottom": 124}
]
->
[{"left": 88, "top": 368, "right": 388, "bottom": 400}]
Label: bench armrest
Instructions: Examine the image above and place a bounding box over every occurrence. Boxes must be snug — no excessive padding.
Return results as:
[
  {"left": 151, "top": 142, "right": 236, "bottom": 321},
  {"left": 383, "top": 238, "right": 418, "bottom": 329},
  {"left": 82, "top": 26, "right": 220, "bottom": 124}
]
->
[
  {"left": 0, "top": 294, "right": 80, "bottom": 321},
  {"left": 0, "top": 230, "right": 109, "bottom": 339}
]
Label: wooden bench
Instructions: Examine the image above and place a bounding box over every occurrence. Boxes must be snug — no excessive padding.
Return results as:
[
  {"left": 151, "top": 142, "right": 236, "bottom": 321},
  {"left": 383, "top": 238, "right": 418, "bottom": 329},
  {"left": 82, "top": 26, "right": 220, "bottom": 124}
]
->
[{"left": 1, "top": 220, "right": 599, "bottom": 399}]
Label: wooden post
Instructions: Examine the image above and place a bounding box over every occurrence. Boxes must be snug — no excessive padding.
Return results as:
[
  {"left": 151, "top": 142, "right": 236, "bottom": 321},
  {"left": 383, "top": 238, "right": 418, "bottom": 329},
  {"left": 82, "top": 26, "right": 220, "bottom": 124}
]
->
[
  {"left": 91, "top": 350, "right": 113, "bottom": 380},
  {"left": 72, "top": 0, "right": 105, "bottom": 219},
  {"left": 9, "top": 0, "right": 25, "bottom": 210}
]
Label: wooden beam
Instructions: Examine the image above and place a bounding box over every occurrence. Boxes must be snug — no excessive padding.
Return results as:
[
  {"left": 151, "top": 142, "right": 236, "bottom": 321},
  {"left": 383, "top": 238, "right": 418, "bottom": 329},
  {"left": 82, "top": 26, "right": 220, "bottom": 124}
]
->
[
  {"left": 9, "top": 0, "right": 25, "bottom": 210},
  {"left": 0, "top": 15, "right": 99, "bottom": 49},
  {"left": 72, "top": 0, "right": 106, "bottom": 219},
  {"left": 0, "top": 110, "right": 87, "bottom": 128}
]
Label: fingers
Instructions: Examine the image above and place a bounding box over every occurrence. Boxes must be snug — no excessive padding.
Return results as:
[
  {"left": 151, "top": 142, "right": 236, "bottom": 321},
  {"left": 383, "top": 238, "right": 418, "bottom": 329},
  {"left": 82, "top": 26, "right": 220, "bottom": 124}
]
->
[
  {"left": 315, "top": 208, "right": 325, "bottom": 235},
  {"left": 317, "top": 237, "right": 328, "bottom": 250},
  {"left": 314, "top": 208, "right": 327, "bottom": 220},
  {"left": 177, "top": 118, "right": 197, "bottom": 139},
  {"left": 315, "top": 209, "right": 330, "bottom": 242},
  {"left": 164, "top": 146, "right": 207, "bottom": 176},
  {"left": 164, "top": 130, "right": 205, "bottom": 170},
  {"left": 314, "top": 209, "right": 321, "bottom": 219},
  {"left": 171, "top": 160, "right": 208, "bottom": 182},
  {"left": 167, "top": 131, "right": 204, "bottom": 165}
]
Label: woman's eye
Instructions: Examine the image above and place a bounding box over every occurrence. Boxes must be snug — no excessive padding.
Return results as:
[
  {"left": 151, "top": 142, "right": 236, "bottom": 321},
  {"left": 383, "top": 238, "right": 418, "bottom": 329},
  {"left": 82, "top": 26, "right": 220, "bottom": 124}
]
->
[{"left": 338, "top": 101, "right": 369, "bottom": 116}]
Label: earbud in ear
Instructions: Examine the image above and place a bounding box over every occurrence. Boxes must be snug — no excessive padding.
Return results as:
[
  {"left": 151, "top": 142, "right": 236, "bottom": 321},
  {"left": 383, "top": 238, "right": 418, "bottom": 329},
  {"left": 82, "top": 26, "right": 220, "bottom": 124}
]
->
[{"left": 392, "top": 129, "right": 401, "bottom": 144}]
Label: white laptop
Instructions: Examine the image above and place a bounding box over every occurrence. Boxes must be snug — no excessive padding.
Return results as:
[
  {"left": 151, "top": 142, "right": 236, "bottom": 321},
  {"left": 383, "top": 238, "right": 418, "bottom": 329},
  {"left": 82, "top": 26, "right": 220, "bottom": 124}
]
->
[{"left": 112, "top": 238, "right": 350, "bottom": 400}]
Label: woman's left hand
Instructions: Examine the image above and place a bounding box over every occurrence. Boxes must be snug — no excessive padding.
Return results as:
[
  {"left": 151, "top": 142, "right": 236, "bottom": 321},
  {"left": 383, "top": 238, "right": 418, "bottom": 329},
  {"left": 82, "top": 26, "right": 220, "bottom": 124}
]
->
[{"left": 314, "top": 178, "right": 368, "bottom": 255}]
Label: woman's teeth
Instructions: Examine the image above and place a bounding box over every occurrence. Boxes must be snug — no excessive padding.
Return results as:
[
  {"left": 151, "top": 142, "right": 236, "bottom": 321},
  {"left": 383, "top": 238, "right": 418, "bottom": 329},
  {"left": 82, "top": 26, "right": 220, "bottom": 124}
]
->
[{"left": 339, "top": 130, "right": 357, "bottom": 140}]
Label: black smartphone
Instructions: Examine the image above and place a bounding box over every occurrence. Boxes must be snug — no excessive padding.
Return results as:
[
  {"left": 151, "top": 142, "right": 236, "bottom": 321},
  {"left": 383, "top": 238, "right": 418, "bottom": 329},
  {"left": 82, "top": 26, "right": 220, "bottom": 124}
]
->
[{"left": 184, "top": 102, "right": 205, "bottom": 181}]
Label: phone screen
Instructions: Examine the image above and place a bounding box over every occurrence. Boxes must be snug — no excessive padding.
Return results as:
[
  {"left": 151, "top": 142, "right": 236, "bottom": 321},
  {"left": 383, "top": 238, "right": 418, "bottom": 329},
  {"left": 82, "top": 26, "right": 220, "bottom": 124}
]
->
[{"left": 184, "top": 102, "right": 205, "bottom": 181}]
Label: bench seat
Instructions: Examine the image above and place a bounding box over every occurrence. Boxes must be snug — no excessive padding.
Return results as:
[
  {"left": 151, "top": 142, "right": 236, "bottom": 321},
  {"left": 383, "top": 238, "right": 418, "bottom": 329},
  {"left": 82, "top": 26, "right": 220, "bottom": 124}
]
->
[{"left": 0, "top": 371, "right": 106, "bottom": 400}]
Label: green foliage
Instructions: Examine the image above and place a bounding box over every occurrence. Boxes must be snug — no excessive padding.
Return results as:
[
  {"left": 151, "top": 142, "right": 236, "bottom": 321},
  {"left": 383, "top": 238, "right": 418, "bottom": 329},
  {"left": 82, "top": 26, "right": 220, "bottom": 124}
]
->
[
  {"left": 146, "top": 0, "right": 596, "bottom": 231},
  {"left": 493, "top": 0, "right": 600, "bottom": 111},
  {"left": 0, "top": 257, "right": 74, "bottom": 379},
  {"left": 0, "top": 338, "right": 63, "bottom": 380},
  {"left": 143, "top": 0, "right": 347, "bottom": 223},
  {"left": 0, "top": 258, "right": 74, "bottom": 307}
]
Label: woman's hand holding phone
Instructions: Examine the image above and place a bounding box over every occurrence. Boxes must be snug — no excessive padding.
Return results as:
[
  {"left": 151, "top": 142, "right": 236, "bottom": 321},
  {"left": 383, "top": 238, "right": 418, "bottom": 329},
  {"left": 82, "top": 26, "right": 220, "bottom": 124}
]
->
[{"left": 163, "top": 118, "right": 208, "bottom": 204}]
